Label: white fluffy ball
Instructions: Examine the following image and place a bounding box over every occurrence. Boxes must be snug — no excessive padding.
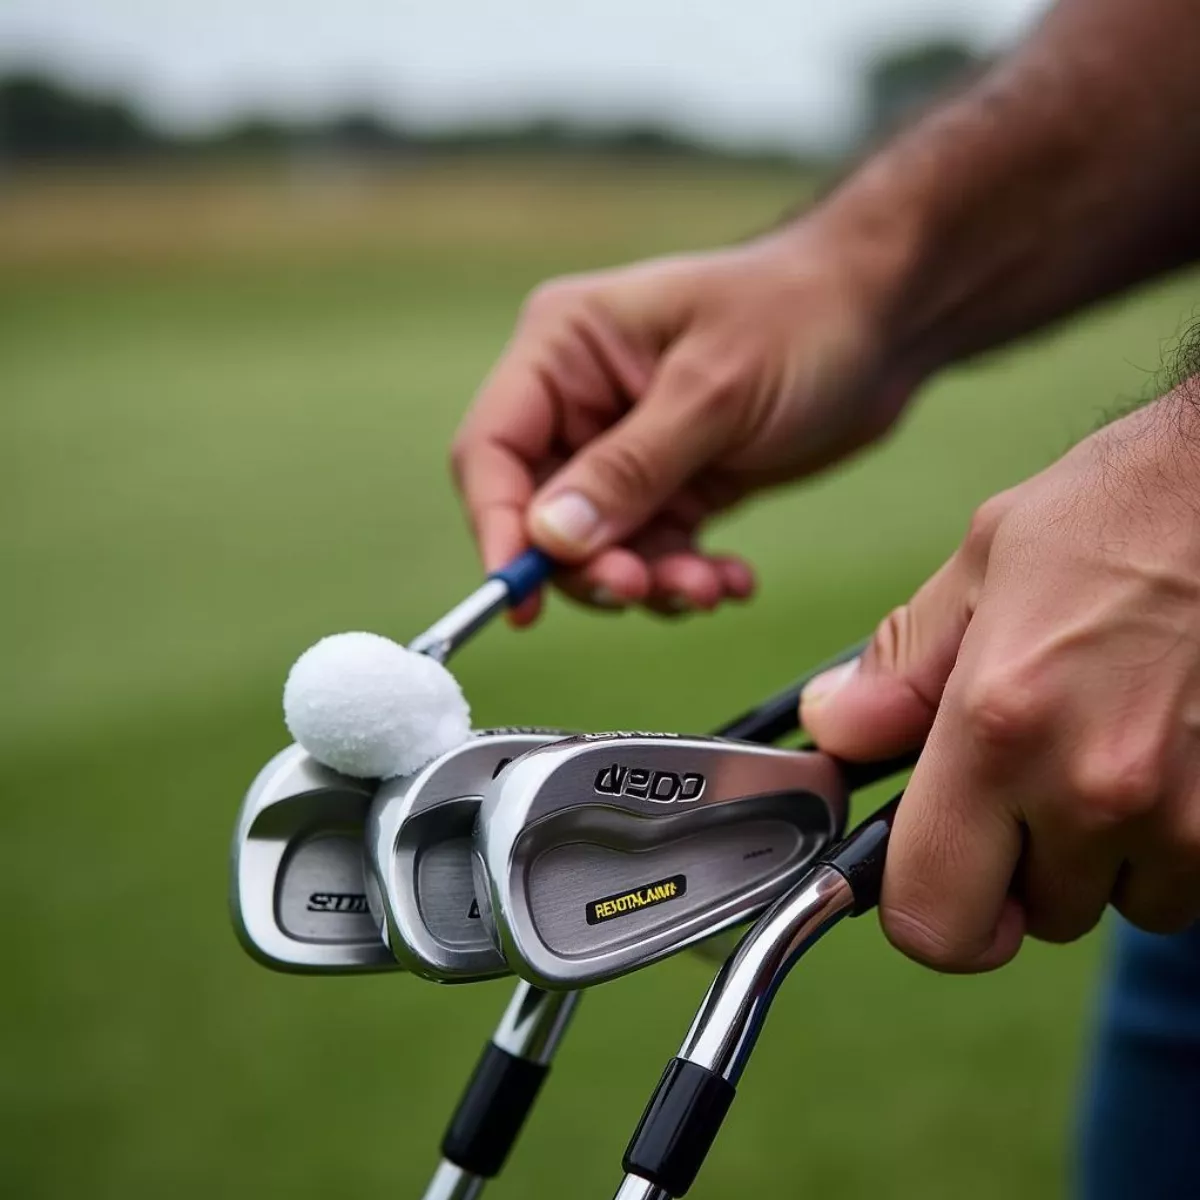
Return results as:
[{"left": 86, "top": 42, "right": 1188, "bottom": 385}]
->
[{"left": 283, "top": 632, "right": 471, "bottom": 779}]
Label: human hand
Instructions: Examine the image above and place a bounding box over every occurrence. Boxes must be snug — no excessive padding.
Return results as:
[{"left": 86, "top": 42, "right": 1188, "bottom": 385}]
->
[
  {"left": 451, "top": 223, "right": 919, "bottom": 623},
  {"left": 802, "top": 391, "right": 1200, "bottom": 970}
]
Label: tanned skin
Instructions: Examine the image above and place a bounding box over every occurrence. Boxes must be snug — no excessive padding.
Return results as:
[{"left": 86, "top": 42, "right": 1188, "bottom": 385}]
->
[{"left": 451, "top": 0, "right": 1200, "bottom": 971}]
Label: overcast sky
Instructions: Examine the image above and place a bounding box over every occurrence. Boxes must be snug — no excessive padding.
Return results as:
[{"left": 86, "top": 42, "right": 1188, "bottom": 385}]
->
[{"left": 0, "top": 0, "right": 1050, "bottom": 150}]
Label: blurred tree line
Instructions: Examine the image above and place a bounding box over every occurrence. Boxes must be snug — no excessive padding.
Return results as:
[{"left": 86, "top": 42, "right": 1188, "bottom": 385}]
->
[
  {"left": 0, "top": 72, "right": 779, "bottom": 166},
  {"left": 0, "top": 36, "right": 984, "bottom": 168}
]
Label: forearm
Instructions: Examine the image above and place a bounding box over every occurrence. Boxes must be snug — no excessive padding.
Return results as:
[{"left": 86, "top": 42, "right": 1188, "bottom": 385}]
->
[{"left": 807, "top": 0, "right": 1200, "bottom": 375}]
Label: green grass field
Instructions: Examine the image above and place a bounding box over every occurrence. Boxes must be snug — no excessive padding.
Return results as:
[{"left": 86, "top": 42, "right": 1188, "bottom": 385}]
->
[{"left": 3, "top": 158, "right": 1197, "bottom": 1200}]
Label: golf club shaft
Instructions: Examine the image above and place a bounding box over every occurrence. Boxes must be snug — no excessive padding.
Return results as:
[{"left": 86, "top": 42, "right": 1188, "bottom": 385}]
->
[
  {"left": 424, "top": 986, "right": 579, "bottom": 1197},
  {"left": 613, "top": 1180, "right": 671, "bottom": 1200},
  {"left": 617, "top": 794, "right": 902, "bottom": 1198},
  {"left": 408, "top": 550, "right": 552, "bottom": 662},
  {"left": 422, "top": 1162, "right": 486, "bottom": 1200},
  {"left": 714, "top": 638, "right": 866, "bottom": 741},
  {"left": 424, "top": 635, "right": 882, "bottom": 1199}
]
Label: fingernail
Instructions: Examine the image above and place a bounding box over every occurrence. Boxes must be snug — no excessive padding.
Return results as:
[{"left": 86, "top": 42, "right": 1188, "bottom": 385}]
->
[
  {"left": 589, "top": 586, "right": 626, "bottom": 610},
  {"left": 531, "top": 491, "right": 600, "bottom": 551},
  {"left": 802, "top": 659, "right": 859, "bottom": 708}
]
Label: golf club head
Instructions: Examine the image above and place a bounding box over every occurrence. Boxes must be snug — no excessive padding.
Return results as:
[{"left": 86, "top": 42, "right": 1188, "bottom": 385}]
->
[
  {"left": 474, "top": 734, "right": 849, "bottom": 990},
  {"left": 231, "top": 744, "right": 397, "bottom": 974},
  {"left": 364, "top": 729, "right": 569, "bottom": 983}
]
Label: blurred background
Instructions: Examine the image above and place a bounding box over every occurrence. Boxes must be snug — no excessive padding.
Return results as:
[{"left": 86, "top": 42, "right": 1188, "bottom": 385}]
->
[{"left": 4, "top": 1, "right": 1193, "bottom": 1196}]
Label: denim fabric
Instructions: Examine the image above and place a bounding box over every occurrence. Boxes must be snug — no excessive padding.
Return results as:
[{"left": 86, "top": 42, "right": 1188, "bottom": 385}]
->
[{"left": 1080, "top": 920, "right": 1200, "bottom": 1199}]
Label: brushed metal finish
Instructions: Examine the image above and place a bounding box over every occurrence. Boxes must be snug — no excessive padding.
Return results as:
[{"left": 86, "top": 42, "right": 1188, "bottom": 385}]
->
[
  {"left": 415, "top": 837, "right": 479, "bottom": 947},
  {"left": 476, "top": 735, "right": 848, "bottom": 989},
  {"left": 527, "top": 819, "right": 805, "bottom": 957},
  {"left": 276, "top": 833, "right": 376, "bottom": 942},
  {"left": 364, "top": 730, "right": 566, "bottom": 981},
  {"left": 230, "top": 744, "right": 397, "bottom": 973}
]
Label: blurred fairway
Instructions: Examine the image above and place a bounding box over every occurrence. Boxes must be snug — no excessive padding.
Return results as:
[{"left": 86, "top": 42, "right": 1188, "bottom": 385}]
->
[{"left": 3, "top": 158, "right": 1197, "bottom": 1200}]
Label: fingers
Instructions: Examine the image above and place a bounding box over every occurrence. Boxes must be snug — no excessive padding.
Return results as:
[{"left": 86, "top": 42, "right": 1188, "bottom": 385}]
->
[
  {"left": 793, "top": 505, "right": 1024, "bottom": 972},
  {"left": 629, "top": 523, "right": 741, "bottom": 614},
  {"left": 554, "top": 547, "right": 653, "bottom": 611},
  {"left": 715, "top": 555, "right": 756, "bottom": 600},
  {"left": 527, "top": 340, "right": 742, "bottom": 562},
  {"left": 451, "top": 438, "right": 542, "bottom": 627},
  {"left": 881, "top": 695, "right": 1028, "bottom": 973},
  {"left": 1016, "top": 815, "right": 1122, "bottom": 944},
  {"left": 801, "top": 552, "right": 976, "bottom": 760},
  {"left": 452, "top": 438, "right": 536, "bottom": 573},
  {"left": 1111, "top": 779, "right": 1200, "bottom": 933},
  {"left": 454, "top": 277, "right": 757, "bottom": 619},
  {"left": 1114, "top": 855, "right": 1200, "bottom": 934},
  {"left": 453, "top": 280, "right": 648, "bottom": 622},
  {"left": 553, "top": 529, "right": 755, "bottom": 616}
]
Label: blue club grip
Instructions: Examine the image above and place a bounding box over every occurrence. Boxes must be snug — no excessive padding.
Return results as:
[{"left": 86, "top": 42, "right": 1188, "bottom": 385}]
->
[{"left": 488, "top": 549, "right": 555, "bottom": 606}]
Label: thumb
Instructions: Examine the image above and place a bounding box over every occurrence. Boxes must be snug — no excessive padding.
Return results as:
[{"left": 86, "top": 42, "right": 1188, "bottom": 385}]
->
[
  {"left": 801, "top": 554, "right": 976, "bottom": 760},
  {"left": 526, "top": 342, "right": 740, "bottom": 560}
]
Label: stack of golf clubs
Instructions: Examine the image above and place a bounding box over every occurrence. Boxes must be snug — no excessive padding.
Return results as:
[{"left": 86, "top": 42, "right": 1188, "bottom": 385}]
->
[{"left": 231, "top": 550, "right": 914, "bottom": 1197}]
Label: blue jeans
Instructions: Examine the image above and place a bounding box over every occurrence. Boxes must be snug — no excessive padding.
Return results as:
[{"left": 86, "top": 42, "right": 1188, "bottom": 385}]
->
[{"left": 1081, "top": 920, "right": 1200, "bottom": 1199}]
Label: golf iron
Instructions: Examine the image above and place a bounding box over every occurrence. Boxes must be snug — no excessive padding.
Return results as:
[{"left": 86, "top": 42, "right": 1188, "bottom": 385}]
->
[{"left": 613, "top": 793, "right": 904, "bottom": 1199}]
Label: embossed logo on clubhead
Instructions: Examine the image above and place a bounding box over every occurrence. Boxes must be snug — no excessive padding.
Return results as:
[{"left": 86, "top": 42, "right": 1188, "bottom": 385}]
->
[
  {"left": 306, "top": 892, "right": 371, "bottom": 914},
  {"left": 592, "top": 764, "right": 706, "bottom": 803}
]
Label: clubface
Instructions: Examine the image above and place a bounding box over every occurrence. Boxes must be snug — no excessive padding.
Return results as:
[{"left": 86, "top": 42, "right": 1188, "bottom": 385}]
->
[
  {"left": 474, "top": 734, "right": 849, "bottom": 990},
  {"left": 231, "top": 744, "right": 397, "bottom": 973},
  {"left": 364, "top": 729, "right": 567, "bottom": 982}
]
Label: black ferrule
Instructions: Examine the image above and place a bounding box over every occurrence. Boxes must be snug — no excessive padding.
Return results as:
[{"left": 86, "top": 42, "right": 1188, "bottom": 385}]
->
[
  {"left": 622, "top": 1058, "right": 737, "bottom": 1197},
  {"left": 440, "top": 1043, "right": 549, "bottom": 1177},
  {"left": 819, "top": 792, "right": 903, "bottom": 914}
]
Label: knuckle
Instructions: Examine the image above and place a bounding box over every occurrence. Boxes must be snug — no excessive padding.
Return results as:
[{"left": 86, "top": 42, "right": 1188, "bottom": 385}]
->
[
  {"left": 961, "top": 490, "right": 1019, "bottom": 566},
  {"left": 665, "top": 349, "right": 744, "bottom": 416},
  {"left": 964, "top": 494, "right": 1008, "bottom": 552},
  {"left": 866, "top": 604, "right": 915, "bottom": 673},
  {"left": 1066, "top": 748, "right": 1163, "bottom": 829},
  {"left": 957, "top": 669, "right": 1044, "bottom": 751},
  {"left": 448, "top": 435, "right": 471, "bottom": 485},
  {"left": 519, "top": 277, "right": 581, "bottom": 325}
]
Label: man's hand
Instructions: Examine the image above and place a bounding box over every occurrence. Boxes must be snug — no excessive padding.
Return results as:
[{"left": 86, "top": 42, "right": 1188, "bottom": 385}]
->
[
  {"left": 451, "top": 0, "right": 1200, "bottom": 626},
  {"left": 451, "top": 227, "right": 916, "bottom": 622},
  {"left": 802, "top": 392, "right": 1200, "bottom": 970}
]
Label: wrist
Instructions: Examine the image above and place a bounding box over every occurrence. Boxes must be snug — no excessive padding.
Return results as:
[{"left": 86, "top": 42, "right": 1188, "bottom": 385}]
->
[
  {"left": 798, "top": 172, "right": 939, "bottom": 376},
  {"left": 1144, "top": 380, "right": 1200, "bottom": 467},
  {"left": 755, "top": 173, "right": 945, "bottom": 402},
  {"left": 1092, "top": 380, "right": 1200, "bottom": 506}
]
